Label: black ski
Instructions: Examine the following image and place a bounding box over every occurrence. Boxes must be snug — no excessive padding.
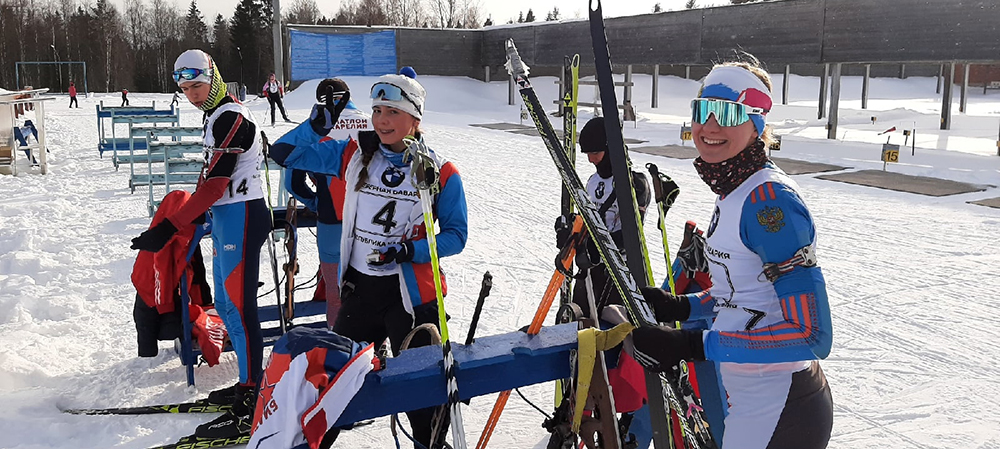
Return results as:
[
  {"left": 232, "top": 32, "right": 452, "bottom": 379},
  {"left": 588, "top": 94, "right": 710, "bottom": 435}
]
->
[
  {"left": 504, "top": 39, "right": 657, "bottom": 328},
  {"left": 62, "top": 399, "right": 230, "bottom": 416},
  {"left": 148, "top": 434, "right": 250, "bottom": 449},
  {"left": 589, "top": 2, "right": 717, "bottom": 448}
]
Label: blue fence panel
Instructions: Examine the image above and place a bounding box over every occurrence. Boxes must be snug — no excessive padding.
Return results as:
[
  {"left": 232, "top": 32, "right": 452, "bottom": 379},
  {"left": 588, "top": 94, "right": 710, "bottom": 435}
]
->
[
  {"left": 363, "top": 32, "right": 398, "bottom": 76},
  {"left": 290, "top": 29, "right": 397, "bottom": 81}
]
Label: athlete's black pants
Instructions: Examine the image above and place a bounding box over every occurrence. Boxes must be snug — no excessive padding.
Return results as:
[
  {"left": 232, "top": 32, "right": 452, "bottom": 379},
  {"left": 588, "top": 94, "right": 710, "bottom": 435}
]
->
[
  {"left": 333, "top": 266, "right": 450, "bottom": 449},
  {"left": 267, "top": 94, "right": 289, "bottom": 124}
]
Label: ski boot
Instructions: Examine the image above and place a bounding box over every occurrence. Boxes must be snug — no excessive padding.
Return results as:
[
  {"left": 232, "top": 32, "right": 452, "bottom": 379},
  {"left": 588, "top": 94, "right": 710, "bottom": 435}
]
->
[{"left": 195, "top": 383, "right": 255, "bottom": 439}]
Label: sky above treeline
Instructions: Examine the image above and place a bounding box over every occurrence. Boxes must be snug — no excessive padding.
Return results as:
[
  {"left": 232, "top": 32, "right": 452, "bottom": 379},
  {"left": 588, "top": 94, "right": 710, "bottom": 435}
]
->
[{"left": 110, "top": 0, "right": 701, "bottom": 26}]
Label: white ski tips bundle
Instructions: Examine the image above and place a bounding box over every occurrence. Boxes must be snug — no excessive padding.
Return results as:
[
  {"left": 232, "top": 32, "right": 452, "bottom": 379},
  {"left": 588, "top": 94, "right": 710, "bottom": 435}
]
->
[{"left": 504, "top": 39, "right": 530, "bottom": 78}]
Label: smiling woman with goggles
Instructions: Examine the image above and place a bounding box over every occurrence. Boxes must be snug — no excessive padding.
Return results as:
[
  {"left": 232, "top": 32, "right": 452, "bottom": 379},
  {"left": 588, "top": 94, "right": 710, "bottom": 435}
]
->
[
  {"left": 172, "top": 67, "right": 210, "bottom": 83},
  {"left": 691, "top": 98, "right": 767, "bottom": 127},
  {"left": 370, "top": 82, "right": 421, "bottom": 111}
]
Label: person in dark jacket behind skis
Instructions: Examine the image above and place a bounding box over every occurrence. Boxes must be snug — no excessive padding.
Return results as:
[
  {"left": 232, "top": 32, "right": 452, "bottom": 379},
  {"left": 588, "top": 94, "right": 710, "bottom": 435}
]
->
[
  {"left": 130, "top": 48, "right": 269, "bottom": 441},
  {"left": 630, "top": 55, "right": 834, "bottom": 449},
  {"left": 553, "top": 115, "right": 653, "bottom": 447},
  {"left": 262, "top": 73, "right": 291, "bottom": 126},
  {"left": 120, "top": 88, "right": 129, "bottom": 107},
  {"left": 268, "top": 67, "right": 468, "bottom": 449}
]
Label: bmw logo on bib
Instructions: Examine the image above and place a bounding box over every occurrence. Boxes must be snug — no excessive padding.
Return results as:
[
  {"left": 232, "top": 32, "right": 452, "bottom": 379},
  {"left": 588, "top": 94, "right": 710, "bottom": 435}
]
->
[
  {"left": 381, "top": 166, "right": 405, "bottom": 187},
  {"left": 707, "top": 205, "right": 720, "bottom": 238}
]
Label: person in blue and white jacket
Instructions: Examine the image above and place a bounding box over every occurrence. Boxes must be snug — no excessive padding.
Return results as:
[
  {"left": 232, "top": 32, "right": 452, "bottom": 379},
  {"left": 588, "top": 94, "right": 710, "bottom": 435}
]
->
[
  {"left": 630, "top": 57, "right": 834, "bottom": 449},
  {"left": 269, "top": 68, "right": 467, "bottom": 449},
  {"left": 285, "top": 77, "right": 373, "bottom": 327}
]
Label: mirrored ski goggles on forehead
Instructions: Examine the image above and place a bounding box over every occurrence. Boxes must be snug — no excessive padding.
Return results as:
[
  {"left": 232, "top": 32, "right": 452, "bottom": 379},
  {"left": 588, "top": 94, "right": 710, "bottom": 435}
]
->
[
  {"left": 691, "top": 98, "right": 767, "bottom": 127},
  {"left": 370, "top": 82, "right": 420, "bottom": 110},
  {"left": 172, "top": 67, "right": 211, "bottom": 83}
]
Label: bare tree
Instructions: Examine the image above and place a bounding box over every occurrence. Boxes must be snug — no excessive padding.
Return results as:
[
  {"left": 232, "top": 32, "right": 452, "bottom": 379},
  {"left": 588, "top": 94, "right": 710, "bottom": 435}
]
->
[
  {"left": 458, "top": 0, "right": 482, "bottom": 28},
  {"left": 285, "top": 0, "right": 321, "bottom": 25},
  {"left": 384, "top": 0, "right": 424, "bottom": 27},
  {"left": 355, "top": 0, "right": 388, "bottom": 26}
]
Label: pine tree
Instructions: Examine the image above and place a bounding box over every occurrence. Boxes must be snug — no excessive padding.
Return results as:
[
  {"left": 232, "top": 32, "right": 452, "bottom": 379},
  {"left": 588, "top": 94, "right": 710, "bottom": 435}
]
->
[
  {"left": 483, "top": 15, "right": 493, "bottom": 27},
  {"left": 517, "top": 11, "right": 524, "bottom": 23},
  {"left": 525, "top": 8, "right": 535, "bottom": 22},
  {"left": 545, "top": 6, "right": 559, "bottom": 21},
  {"left": 229, "top": 0, "right": 258, "bottom": 87},
  {"left": 211, "top": 13, "right": 232, "bottom": 75},
  {"left": 654, "top": 2, "right": 664, "bottom": 12},
  {"left": 685, "top": 0, "right": 696, "bottom": 9},
  {"left": 183, "top": 0, "right": 209, "bottom": 50}
]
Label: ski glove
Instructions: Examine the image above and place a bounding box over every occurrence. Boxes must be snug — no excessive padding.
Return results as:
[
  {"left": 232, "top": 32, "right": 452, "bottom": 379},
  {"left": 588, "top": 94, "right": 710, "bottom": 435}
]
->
[
  {"left": 309, "top": 86, "right": 350, "bottom": 135},
  {"left": 631, "top": 325, "right": 705, "bottom": 372},
  {"left": 368, "top": 241, "right": 415, "bottom": 267},
  {"left": 131, "top": 219, "right": 178, "bottom": 253},
  {"left": 641, "top": 286, "right": 691, "bottom": 323},
  {"left": 554, "top": 213, "right": 577, "bottom": 249}
]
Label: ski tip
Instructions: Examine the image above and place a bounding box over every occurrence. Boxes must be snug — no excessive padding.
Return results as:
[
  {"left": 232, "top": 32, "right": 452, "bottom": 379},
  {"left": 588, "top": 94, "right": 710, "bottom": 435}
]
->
[{"left": 504, "top": 42, "right": 530, "bottom": 78}]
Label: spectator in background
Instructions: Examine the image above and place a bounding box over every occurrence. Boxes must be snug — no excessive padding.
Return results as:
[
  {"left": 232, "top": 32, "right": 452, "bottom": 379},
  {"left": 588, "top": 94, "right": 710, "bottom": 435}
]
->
[
  {"left": 121, "top": 88, "right": 129, "bottom": 107},
  {"left": 261, "top": 73, "right": 291, "bottom": 126},
  {"left": 68, "top": 82, "right": 79, "bottom": 108}
]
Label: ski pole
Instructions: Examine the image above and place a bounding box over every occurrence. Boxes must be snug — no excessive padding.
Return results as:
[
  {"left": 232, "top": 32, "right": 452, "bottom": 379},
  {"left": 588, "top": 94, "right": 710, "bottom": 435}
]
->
[
  {"left": 646, "top": 163, "right": 680, "bottom": 295},
  {"left": 406, "top": 136, "right": 467, "bottom": 449},
  {"left": 476, "top": 216, "right": 585, "bottom": 449},
  {"left": 465, "top": 271, "right": 494, "bottom": 346}
]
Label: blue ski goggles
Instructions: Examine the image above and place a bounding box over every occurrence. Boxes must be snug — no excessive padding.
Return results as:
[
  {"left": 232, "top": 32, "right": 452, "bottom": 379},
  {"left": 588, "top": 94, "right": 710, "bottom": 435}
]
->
[
  {"left": 172, "top": 67, "right": 211, "bottom": 83},
  {"left": 691, "top": 98, "right": 767, "bottom": 127},
  {"left": 370, "top": 82, "right": 421, "bottom": 111}
]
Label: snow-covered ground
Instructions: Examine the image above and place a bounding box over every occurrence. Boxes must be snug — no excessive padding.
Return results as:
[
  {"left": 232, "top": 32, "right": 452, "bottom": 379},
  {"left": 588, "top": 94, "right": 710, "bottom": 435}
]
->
[{"left": 1, "top": 71, "right": 999, "bottom": 449}]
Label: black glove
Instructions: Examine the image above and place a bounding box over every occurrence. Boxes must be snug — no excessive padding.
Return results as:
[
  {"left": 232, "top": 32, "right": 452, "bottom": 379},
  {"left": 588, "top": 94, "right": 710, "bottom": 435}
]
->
[
  {"left": 677, "top": 222, "right": 709, "bottom": 275},
  {"left": 631, "top": 325, "right": 705, "bottom": 372},
  {"left": 554, "top": 213, "right": 577, "bottom": 249},
  {"left": 131, "top": 219, "right": 178, "bottom": 252},
  {"left": 367, "top": 241, "right": 415, "bottom": 266},
  {"left": 640, "top": 286, "right": 691, "bottom": 323},
  {"left": 309, "top": 85, "right": 350, "bottom": 134}
]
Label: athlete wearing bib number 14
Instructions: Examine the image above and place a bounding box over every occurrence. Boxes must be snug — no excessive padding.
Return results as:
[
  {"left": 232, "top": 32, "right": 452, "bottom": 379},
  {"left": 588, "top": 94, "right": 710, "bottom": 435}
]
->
[
  {"left": 630, "top": 57, "right": 834, "bottom": 449},
  {"left": 130, "top": 49, "right": 269, "bottom": 440},
  {"left": 269, "top": 68, "right": 468, "bottom": 449}
]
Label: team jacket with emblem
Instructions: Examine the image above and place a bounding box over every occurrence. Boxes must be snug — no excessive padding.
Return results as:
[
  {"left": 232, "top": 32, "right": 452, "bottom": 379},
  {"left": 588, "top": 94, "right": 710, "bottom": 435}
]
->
[
  {"left": 270, "top": 122, "right": 468, "bottom": 313},
  {"left": 681, "top": 163, "right": 834, "bottom": 449},
  {"left": 685, "top": 164, "right": 832, "bottom": 364},
  {"left": 249, "top": 327, "right": 376, "bottom": 449},
  {"left": 286, "top": 103, "right": 373, "bottom": 264}
]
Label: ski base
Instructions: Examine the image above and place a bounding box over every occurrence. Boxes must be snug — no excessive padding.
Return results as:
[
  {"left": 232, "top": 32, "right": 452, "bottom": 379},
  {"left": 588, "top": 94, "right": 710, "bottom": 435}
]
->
[{"left": 63, "top": 399, "right": 230, "bottom": 415}]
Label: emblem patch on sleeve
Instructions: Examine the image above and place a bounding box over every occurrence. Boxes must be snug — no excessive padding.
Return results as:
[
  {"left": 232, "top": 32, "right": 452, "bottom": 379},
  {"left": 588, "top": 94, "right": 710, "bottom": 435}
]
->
[{"left": 756, "top": 206, "right": 785, "bottom": 233}]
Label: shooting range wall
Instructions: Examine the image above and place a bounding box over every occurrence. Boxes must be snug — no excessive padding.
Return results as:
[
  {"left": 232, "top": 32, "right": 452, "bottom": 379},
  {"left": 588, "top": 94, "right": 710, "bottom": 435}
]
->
[
  {"left": 290, "top": 0, "right": 1000, "bottom": 81},
  {"left": 288, "top": 25, "right": 481, "bottom": 81}
]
